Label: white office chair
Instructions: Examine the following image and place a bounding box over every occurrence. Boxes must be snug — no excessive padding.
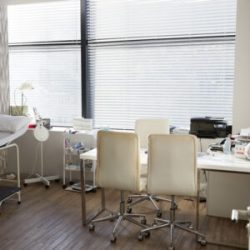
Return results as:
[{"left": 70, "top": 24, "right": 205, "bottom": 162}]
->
[
  {"left": 88, "top": 130, "right": 147, "bottom": 243},
  {"left": 127, "top": 118, "right": 172, "bottom": 217},
  {"left": 139, "top": 134, "right": 206, "bottom": 250}
]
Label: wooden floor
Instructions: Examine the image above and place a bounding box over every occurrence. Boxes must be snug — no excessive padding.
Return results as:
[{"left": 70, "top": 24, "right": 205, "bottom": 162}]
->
[{"left": 0, "top": 183, "right": 247, "bottom": 250}]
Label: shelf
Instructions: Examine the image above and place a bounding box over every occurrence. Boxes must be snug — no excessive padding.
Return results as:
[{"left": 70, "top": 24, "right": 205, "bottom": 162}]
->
[
  {"left": 0, "top": 186, "right": 20, "bottom": 202},
  {"left": 65, "top": 164, "right": 80, "bottom": 171}
]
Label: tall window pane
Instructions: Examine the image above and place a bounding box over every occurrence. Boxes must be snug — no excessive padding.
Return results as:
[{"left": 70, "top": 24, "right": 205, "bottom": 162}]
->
[
  {"left": 8, "top": 0, "right": 81, "bottom": 126},
  {"left": 87, "top": 0, "right": 236, "bottom": 129}
]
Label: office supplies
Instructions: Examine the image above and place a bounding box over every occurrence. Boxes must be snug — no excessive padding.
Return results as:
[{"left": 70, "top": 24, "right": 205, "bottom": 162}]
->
[
  {"left": 190, "top": 117, "right": 231, "bottom": 138},
  {"left": 234, "top": 129, "right": 250, "bottom": 159}
]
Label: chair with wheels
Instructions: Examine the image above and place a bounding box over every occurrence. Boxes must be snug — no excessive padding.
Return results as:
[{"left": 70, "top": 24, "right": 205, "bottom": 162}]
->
[
  {"left": 127, "top": 118, "right": 172, "bottom": 217},
  {"left": 138, "top": 134, "right": 206, "bottom": 250},
  {"left": 88, "top": 130, "right": 147, "bottom": 243}
]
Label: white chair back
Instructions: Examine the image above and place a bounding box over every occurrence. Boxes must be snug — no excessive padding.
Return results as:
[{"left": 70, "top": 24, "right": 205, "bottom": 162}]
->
[
  {"left": 147, "top": 134, "right": 198, "bottom": 197},
  {"left": 135, "top": 119, "right": 170, "bottom": 148},
  {"left": 96, "top": 130, "right": 141, "bottom": 192}
]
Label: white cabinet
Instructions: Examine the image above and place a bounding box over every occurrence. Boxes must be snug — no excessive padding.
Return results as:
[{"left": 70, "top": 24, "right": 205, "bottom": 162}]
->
[{"left": 63, "top": 130, "right": 97, "bottom": 192}]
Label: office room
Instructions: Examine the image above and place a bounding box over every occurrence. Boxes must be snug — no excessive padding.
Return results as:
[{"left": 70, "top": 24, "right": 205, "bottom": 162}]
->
[{"left": 0, "top": 0, "right": 250, "bottom": 249}]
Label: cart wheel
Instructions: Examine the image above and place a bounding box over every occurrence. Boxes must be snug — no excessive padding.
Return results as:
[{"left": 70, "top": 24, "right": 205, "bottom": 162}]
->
[
  {"left": 62, "top": 184, "right": 67, "bottom": 189},
  {"left": 23, "top": 183, "right": 28, "bottom": 187},
  {"left": 69, "top": 181, "right": 74, "bottom": 185},
  {"left": 18, "top": 201, "right": 21, "bottom": 205},
  {"left": 45, "top": 185, "right": 50, "bottom": 189}
]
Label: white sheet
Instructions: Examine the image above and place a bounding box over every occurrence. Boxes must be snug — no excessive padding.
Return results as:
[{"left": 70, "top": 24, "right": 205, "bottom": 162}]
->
[
  {"left": 0, "top": 114, "right": 30, "bottom": 133},
  {"left": 0, "top": 126, "right": 28, "bottom": 147}
]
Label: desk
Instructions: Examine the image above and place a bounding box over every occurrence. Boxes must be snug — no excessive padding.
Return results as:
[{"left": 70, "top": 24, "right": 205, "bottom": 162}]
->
[
  {"left": 197, "top": 153, "right": 250, "bottom": 173},
  {"left": 80, "top": 150, "right": 249, "bottom": 249}
]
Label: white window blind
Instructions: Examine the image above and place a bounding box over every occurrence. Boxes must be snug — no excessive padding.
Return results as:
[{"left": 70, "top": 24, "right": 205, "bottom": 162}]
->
[
  {"left": 87, "top": 0, "right": 236, "bottom": 129},
  {"left": 8, "top": 0, "right": 81, "bottom": 126}
]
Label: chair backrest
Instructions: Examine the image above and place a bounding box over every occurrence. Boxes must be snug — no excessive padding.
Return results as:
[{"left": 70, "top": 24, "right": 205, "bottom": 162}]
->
[
  {"left": 147, "top": 134, "right": 198, "bottom": 197},
  {"left": 135, "top": 119, "right": 170, "bottom": 148},
  {"left": 96, "top": 130, "right": 141, "bottom": 192}
]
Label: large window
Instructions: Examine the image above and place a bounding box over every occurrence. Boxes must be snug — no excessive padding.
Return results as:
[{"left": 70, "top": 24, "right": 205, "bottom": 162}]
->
[
  {"left": 87, "top": 0, "right": 236, "bottom": 129},
  {"left": 8, "top": 0, "right": 81, "bottom": 126}
]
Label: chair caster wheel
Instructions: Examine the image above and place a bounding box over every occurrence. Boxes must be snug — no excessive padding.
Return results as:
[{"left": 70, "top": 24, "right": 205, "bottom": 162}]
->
[
  {"left": 141, "top": 218, "right": 147, "bottom": 225},
  {"left": 110, "top": 236, "right": 117, "bottom": 243},
  {"left": 18, "top": 201, "right": 21, "bottom": 205},
  {"left": 198, "top": 238, "right": 207, "bottom": 246},
  {"left": 88, "top": 224, "right": 95, "bottom": 232},
  {"left": 62, "top": 184, "right": 67, "bottom": 189},
  {"left": 45, "top": 185, "right": 50, "bottom": 189},
  {"left": 23, "top": 183, "right": 28, "bottom": 187},
  {"left": 156, "top": 210, "right": 162, "bottom": 218},
  {"left": 69, "top": 181, "right": 74, "bottom": 185},
  {"left": 127, "top": 207, "right": 132, "bottom": 213},
  {"left": 127, "top": 197, "right": 132, "bottom": 203},
  {"left": 144, "top": 231, "right": 150, "bottom": 238},
  {"left": 138, "top": 233, "right": 144, "bottom": 241}
]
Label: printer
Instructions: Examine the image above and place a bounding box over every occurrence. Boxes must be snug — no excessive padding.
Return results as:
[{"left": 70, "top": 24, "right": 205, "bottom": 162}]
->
[{"left": 190, "top": 117, "right": 231, "bottom": 138}]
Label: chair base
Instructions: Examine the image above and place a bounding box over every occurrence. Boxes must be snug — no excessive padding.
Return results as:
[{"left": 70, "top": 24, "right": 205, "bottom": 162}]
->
[
  {"left": 127, "top": 193, "right": 175, "bottom": 217},
  {"left": 89, "top": 191, "right": 147, "bottom": 242},
  {"left": 139, "top": 195, "right": 206, "bottom": 249},
  {"left": 24, "top": 173, "right": 60, "bottom": 188}
]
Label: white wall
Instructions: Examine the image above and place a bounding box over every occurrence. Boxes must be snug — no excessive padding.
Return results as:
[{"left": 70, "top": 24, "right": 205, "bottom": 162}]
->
[{"left": 232, "top": 0, "right": 250, "bottom": 133}]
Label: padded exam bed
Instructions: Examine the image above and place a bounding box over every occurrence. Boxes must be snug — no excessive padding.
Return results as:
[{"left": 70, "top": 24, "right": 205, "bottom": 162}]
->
[{"left": 0, "top": 114, "right": 29, "bottom": 207}]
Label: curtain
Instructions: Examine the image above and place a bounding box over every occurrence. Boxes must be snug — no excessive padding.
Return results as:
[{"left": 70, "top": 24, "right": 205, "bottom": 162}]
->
[{"left": 0, "top": 5, "right": 10, "bottom": 114}]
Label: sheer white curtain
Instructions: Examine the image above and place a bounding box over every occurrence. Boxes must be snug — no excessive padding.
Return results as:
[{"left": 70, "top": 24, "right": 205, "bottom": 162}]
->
[{"left": 0, "top": 5, "right": 10, "bottom": 114}]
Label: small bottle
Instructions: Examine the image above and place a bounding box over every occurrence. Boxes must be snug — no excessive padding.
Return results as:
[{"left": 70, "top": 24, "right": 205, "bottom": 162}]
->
[{"left": 223, "top": 136, "right": 231, "bottom": 154}]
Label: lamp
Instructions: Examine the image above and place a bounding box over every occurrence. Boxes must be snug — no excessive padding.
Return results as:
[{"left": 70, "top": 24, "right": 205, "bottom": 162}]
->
[
  {"left": 18, "top": 81, "right": 34, "bottom": 114},
  {"left": 23, "top": 120, "right": 59, "bottom": 188},
  {"left": 12, "top": 81, "right": 34, "bottom": 116}
]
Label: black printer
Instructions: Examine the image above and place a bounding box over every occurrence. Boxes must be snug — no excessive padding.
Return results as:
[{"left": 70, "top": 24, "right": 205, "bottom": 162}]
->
[{"left": 190, "top": 117, "right": 231, "bottom": 138}]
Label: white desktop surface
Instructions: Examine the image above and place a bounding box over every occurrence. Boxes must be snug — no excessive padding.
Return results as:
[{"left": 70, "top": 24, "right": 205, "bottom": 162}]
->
[
  {"left": 81, "top": 149, "right": 250, "bottom": 173},
  {"left": 80, "top": 148, "right": 148, "bottom": 165},
  {"left": 197, "top": 153, "right": 250, "bottom": 173}
]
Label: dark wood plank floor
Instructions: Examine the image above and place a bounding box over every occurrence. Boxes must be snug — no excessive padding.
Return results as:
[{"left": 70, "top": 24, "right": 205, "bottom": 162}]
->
[{"left": 0, "top": 183, "right": 247, "bottom": 250}]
